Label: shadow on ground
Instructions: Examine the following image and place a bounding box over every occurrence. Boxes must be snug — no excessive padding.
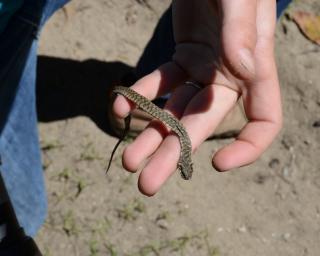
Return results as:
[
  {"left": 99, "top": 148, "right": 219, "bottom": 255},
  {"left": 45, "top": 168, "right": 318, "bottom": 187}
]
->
[
  {"left": 36, "top": 56, "right": 135, "bottom": 135},
  {"left": 36, "top": 55, "right": 238, "bottom": 140}
]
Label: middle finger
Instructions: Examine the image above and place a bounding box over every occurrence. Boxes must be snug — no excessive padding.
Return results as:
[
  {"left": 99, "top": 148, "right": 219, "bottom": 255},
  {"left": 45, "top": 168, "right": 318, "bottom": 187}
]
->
[{"left": 137, "top": 84, "right": 239, "bottom": 195}]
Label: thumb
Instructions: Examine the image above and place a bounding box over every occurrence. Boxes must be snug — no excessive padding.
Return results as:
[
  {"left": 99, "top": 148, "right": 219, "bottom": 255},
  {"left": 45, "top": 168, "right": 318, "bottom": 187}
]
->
[{"left": 220, "top": 0, "right": 257, "bottom": 80}]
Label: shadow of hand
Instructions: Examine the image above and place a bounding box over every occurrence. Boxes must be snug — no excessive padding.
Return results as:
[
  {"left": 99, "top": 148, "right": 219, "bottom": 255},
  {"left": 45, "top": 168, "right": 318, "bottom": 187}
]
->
[{"left": 36, "top": 56, "right": 134, "bottom": 135}]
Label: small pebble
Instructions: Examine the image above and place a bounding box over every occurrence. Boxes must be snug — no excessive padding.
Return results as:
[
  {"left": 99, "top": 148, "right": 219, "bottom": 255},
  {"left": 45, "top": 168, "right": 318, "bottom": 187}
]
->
[
  {"left": 282, "top": 233, "right": 291, "bottom": 241},
  {"left": 312, "top": 120, "right": 320, "bottom": 128},
  {"left": 282, "top": 167, "right": 290, "bottom": 178},
  {"left": 237, "top": 226, "right": 247, "bottom": 233},
  {"left": 269, "top": 158, "right": 280, "bottom": 169},
  {"left": 281, "top": 137, "right": 294, "bottom": 150},
  {"left": 271, "top": 232, "right": 291, "bottom": 241},
  {"left": 254, "top": 173, "right": 267, "bottom": 184},
  {"left": 156, "top": 219, "right": 169, "bottom": 230}
]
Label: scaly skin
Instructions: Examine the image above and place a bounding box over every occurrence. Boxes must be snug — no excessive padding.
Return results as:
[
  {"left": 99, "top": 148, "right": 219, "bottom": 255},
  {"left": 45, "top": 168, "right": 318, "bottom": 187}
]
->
[{"left": 107, "top": 86, "right": 193, "bottom": 180}]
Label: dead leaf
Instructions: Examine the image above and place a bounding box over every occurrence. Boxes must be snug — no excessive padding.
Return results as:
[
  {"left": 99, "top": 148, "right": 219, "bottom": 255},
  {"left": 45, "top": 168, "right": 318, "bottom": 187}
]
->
[{"left": 291, "top": 11, "right": 320, "bottom": 45}]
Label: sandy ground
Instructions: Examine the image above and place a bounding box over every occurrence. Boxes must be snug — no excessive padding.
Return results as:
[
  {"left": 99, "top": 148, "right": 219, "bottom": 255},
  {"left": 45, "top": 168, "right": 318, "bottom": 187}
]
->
[{"left": 34, "top": 0, "right": 320, "bottom": 255}]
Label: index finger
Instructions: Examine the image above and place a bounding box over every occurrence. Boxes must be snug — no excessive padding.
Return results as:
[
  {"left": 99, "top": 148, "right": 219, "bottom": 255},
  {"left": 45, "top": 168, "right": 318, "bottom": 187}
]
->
[{"left": 113, "top": 62, "right": 187, "bottom": 118}]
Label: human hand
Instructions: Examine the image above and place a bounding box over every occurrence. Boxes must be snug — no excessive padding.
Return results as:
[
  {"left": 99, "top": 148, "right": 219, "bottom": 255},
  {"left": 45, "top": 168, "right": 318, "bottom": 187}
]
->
[{"left": 113, "top": 0, "right": 282, "bottom": 195}]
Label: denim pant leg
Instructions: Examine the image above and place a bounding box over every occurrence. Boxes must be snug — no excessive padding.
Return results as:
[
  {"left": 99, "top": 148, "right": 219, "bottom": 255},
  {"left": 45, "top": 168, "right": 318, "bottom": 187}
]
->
[
  {"left": 277, "top": 0, "right": 292, "bottom": 18},
  {"left": 0, "top": 0, "right": 69, "bottom": 237},
  {"left": 0, "top": 42, "right": 45, "bottom": 238},
  {"left": 136, "top": 1, "right": 292, "bottom": 78}
]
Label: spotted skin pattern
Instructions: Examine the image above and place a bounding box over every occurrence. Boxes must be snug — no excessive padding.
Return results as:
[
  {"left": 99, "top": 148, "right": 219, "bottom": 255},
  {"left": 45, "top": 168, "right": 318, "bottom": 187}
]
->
[{"left": 106, "top": 86, "right": 193, "bottom": 180}]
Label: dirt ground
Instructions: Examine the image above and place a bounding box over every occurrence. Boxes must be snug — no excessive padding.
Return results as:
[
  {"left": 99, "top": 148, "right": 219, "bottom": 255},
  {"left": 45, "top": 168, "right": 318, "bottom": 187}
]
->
[{"left": 35, "top": 0, "right": 320, "bottom": 255}]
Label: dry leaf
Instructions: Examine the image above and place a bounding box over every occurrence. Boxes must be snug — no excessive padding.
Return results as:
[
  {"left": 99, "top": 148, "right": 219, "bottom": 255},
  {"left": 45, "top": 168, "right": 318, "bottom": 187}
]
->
[{"left": 292, "top": 11, "right": 320, "bottom": 45}]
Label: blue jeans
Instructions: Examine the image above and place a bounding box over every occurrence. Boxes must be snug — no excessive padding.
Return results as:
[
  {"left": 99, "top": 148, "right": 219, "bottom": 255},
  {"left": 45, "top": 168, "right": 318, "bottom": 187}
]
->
[
  {"left": 277, "top": 0, "right": 292, "bottom": 17},
  {"left": 0, "top": 0, "right": 70, "bottom": 237},
  {"left": 0, "top": 0, "right": 292, "bottom": 237}
]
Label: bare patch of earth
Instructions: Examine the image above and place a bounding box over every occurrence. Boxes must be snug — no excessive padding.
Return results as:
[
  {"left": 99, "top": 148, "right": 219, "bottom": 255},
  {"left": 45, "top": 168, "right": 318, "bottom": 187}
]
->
[{"left": 35, "top": 1, "right": 320, "bottom": 255}]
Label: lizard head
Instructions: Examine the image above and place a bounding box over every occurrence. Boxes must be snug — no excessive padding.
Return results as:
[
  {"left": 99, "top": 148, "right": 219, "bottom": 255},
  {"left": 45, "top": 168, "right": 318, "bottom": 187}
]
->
[{"left": 178, "top": 160, "right": 193, "bottom": 180}]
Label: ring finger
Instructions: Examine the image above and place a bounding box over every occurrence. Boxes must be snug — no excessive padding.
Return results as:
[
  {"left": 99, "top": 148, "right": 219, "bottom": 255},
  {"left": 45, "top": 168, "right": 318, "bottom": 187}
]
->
[{"left": 129, "top": 84, "right": 239, "bottom": 195}]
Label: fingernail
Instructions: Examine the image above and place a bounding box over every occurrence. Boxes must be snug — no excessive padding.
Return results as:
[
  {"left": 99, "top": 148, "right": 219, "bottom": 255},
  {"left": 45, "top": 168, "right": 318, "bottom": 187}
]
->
[{"left": 239, "top": 48, "right": 255, "bottom": 76}]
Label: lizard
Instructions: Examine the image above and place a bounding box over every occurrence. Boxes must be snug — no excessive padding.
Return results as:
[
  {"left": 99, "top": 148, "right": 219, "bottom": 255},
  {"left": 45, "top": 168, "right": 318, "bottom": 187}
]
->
[{"left": 106, "top": 86, "right": 193, "bottom": 180}]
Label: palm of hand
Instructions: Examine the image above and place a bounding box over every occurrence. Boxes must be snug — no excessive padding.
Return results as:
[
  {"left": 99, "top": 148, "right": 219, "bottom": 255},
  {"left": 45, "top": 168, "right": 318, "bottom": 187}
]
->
[{"left": 113, "top": 0, "right": 282, "bottom": 195}]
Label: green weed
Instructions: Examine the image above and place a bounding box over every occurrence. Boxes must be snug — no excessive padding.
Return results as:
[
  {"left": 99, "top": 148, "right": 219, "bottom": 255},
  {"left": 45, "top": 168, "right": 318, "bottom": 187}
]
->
[
  {"left": 62, "top": 210, "right": 78, "bottom": 236},
  {"left": 116, "top": 198, "right": 146, "bottom": 221}
]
